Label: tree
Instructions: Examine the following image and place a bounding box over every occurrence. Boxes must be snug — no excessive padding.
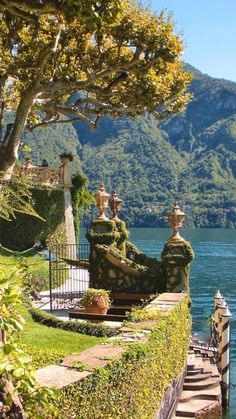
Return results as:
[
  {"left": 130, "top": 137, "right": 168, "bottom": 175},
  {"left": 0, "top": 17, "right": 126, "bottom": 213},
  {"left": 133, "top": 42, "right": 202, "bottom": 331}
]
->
[{"left": 0, "top": 0, "right": 191, "bottom": 176}]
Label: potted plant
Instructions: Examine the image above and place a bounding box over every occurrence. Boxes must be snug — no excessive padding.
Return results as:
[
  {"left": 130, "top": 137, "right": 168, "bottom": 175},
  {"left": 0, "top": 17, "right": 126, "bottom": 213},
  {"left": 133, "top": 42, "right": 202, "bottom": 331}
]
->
[
  {"left": 82, "top": 288, "right": 111, "bottom": 315},
  {"left": 59, "top": 152, "right": 74, "bottom": 163}
]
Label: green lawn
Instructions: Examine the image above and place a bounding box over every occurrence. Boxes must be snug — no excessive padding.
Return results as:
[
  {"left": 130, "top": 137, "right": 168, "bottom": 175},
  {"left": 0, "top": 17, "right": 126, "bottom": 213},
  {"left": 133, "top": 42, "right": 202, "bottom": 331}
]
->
[
  {"left": 19, "top": 307, "right": 103, "bottom": 368},
  {"left": 0, "top": 247, "right": 49, "bottom": 290},
  {"left": 0, "top": 247, "right": 103, "bottom": 369},
  {"left": 21, "top": 307, "right": 103, "bottom": 354}
]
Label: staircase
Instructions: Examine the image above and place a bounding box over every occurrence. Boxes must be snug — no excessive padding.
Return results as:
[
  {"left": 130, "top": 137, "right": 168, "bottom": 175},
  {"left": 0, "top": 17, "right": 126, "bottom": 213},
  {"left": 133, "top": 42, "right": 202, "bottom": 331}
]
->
[
  {"left": 172, "top": 339, "right": 221, "bottom": 418},
  {"left": 69, "top": 293, "right": 150, "bottom": 322}
]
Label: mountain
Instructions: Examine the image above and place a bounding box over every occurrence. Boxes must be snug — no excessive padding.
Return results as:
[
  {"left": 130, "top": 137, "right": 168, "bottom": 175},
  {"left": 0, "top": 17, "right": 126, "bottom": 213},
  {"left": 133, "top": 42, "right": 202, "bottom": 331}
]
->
[{"left": 25, "top": 65, "right": 236, "bottom": 228}]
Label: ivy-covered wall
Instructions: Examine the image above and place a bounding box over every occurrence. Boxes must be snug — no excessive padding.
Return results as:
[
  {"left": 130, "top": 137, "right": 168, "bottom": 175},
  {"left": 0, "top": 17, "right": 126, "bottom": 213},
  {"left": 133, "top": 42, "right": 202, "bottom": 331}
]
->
[
  {"left": 59, "top": 297, "right": 191, "bottom": 418},
  {"left": 87, "top": 220, "right": 194, "bottom": 294},
  {"left": 0, "top": 189, "right": 66, "bottom": 250}
]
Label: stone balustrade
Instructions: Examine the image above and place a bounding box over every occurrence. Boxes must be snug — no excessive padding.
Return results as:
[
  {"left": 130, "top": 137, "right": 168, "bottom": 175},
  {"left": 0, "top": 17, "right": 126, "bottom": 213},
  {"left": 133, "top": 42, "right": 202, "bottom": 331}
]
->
[{"left": 19, "top": 163, "right": 65, "bottom": 188}]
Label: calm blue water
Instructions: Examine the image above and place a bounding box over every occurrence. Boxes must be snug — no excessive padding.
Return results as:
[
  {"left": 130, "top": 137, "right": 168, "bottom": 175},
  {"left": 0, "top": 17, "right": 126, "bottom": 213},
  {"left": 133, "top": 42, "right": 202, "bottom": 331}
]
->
[{"left": 81, "top": 227, "right": 236, "bottom": 418}]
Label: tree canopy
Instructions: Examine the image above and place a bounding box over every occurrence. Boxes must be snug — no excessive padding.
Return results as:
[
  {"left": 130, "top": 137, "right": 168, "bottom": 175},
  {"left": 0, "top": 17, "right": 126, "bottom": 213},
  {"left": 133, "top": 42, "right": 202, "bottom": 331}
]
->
[{"left": 0, "top": 0, "right": 191, "bottom": 174}]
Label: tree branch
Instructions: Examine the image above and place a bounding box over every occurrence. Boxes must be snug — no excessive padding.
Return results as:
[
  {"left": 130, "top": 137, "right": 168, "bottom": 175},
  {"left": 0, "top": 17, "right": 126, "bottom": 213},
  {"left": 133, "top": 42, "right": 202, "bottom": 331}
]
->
[
  {"left": 34, "top": 25, "right": 63, "bottom": 85},
  {"left": 39, "top": 100, "right": 97, "bottom": 125},
  {"left": 28, "top": 116, "right": 95, "bottom": 131},
  {"left": 37, "top": 80, "right": 118, "bottom": 97},
  {"left": 0, "top": 0, "right": 61, "bottom": 16}
]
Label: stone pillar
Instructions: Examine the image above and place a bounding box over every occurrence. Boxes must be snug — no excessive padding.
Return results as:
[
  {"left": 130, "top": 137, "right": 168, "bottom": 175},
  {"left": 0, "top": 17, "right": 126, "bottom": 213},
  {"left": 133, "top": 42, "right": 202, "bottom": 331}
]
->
[
  {"left": 86, "top": 220, "right": 119, "bottom": 288},
  {"left": 161, "top": 240, "right": 194, "bottom": 293},
  {"left": 61, "top": 157, "right": 76, "bottom": 248}
]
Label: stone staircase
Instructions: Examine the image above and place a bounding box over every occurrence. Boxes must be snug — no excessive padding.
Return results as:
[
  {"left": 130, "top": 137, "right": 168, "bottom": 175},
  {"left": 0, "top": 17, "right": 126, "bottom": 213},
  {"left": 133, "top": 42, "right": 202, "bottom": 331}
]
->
[{"left": 172, "top": 339, "right": 222, "bottom": 418}]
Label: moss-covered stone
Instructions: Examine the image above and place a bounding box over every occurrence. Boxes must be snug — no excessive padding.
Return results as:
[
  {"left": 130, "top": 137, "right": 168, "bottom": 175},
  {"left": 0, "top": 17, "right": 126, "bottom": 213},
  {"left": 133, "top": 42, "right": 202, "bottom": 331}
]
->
[
  {"left": 161, "top": 240, "right": 194, "bottom": 293},
  {"left": 87, "top": 220, "right": 194, "bottom": 294},
  {"left": 86, "top": 220, "right": 119, "bottom": 246}
]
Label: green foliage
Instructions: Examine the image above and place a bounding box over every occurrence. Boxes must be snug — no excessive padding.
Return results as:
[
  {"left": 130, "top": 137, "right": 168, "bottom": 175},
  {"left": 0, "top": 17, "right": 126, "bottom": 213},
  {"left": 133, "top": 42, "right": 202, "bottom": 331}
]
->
[
  {"left": 127, "top": 306, "right": 163, "bottom": 323},
  {"left": 20, "top": 344, "right": 64, "bottom": 369},
  {"left": 29, "top": 306, "right": 118, "bottom": 338},
  {"left": 161, "top": 241, "right": 195, "bottom": 266},
  {"left": 87, "top": 220, "right": 120, "bottom": 245},
  {"left": 58, "top": 297, "right": 190, "bottom": 418},
  {"left": 59, "top": 152, "right": 74, "bottom": 161},
  {"left": 0, "top": 172, "right": 42, "bottom": 221},
  {"left": 18, "top": 257, "right": 49, "bottom": 293},
  {"left": 0, "top": 247, "right": 50, "bottom": 293},
  {"left": 0, "top": 267, "right": 58, "bottom": 418},
  {"left": 0, "top": 189, "right": 66, "bottom": 250},
  {"left": 71, "top": 172, "right": 94, "bottom": 240}
]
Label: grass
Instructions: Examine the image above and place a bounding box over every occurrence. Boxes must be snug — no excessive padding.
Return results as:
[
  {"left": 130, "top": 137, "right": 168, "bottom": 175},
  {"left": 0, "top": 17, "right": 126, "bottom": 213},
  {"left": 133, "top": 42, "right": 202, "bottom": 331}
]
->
[
  {"left": 0, "top": 246, "right": 49, "bottom": 289},
  {"left": 20, "top": 306, "right": 103, "bottom": 356}
]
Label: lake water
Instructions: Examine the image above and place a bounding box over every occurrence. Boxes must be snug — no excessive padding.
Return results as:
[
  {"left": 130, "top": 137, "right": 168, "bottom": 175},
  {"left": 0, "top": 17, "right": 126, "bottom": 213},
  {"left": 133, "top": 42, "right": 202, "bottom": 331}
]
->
[{"left": 81, "top": 227, "right": 236, "bottom": 418}]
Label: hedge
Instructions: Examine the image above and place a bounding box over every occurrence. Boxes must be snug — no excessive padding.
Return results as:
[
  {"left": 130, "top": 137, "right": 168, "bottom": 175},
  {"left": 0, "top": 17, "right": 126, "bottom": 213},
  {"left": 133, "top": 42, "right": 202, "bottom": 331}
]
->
[
  {"left": 0, "top": 189, "right": 66, "bottom": 250},
  {"left": 29, "top": 307, "right": 119, "bottom": 338},
  {"left": 57, "top": 297, "right": 190, "bottom": 419}
]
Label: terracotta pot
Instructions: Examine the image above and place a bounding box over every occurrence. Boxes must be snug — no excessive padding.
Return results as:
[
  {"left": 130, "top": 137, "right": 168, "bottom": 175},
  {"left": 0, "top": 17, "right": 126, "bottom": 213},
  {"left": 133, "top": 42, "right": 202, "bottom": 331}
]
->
[{"left": 84, "top": 295, "right": 109, "bottom": 315}]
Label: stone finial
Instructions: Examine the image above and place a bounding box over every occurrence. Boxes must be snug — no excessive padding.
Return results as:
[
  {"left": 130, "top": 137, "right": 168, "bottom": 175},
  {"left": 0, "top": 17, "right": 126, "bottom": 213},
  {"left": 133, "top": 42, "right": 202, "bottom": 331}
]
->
[
  {"left": 94, "top": 184, "right": 110, "bottom": 220},
  {"left": 109, "top": 190, "right": 122, "bottom": 222},
  {"left": 167, "top": 202, "right": 185, "bottom": 242}
]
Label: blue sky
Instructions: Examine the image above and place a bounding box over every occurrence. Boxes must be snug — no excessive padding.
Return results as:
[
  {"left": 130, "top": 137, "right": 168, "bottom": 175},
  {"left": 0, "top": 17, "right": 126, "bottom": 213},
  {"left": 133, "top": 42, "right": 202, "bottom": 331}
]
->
[{"left": 152, "top": 0, "right": 236, "bottom": 82}]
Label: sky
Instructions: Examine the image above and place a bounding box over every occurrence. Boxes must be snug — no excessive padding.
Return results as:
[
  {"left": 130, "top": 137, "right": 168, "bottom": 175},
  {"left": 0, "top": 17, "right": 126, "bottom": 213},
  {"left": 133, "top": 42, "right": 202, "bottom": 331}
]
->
[{"left": 151, "top": 0, "right": 236, "bottom": 82}]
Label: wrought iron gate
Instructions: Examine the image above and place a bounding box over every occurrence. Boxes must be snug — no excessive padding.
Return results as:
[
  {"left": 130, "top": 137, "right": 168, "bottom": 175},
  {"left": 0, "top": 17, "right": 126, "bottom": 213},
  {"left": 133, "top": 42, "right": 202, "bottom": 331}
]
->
[{"left": 49, "top": 243, "right": 90, "bottom": 311}]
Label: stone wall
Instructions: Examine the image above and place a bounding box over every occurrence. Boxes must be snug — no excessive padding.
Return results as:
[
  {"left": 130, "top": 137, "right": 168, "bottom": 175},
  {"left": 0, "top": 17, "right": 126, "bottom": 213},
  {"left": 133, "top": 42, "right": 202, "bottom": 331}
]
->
[{"left": 153, "top": 374, "right": 185, "bottom": 419}]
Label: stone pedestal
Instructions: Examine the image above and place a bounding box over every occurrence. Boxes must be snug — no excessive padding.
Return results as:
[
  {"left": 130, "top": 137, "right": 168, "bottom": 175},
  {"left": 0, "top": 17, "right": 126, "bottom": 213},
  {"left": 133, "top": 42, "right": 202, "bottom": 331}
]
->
[{"left": 161, "top": 240, "right": 194, "bottom": 293}]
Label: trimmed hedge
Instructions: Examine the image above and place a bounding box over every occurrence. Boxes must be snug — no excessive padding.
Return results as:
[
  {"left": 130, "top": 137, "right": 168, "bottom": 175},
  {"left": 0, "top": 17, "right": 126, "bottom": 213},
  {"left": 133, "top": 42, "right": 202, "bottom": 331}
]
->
[
  {"left": 0, "top": 189, "right": 66, "bottom": 250},
  {"left": 58, "top": 297, "right": 191, "bottom": 419},
  {"left": 29, "top": 307, "right": 119, "bottom": 338}
]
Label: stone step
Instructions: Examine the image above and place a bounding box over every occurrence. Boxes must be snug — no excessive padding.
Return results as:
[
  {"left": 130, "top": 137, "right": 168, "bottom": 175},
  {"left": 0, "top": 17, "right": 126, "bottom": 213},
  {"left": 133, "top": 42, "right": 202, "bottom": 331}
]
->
[
  {"left": 191, "top": 347, "right": 216, "bottom": 360},
  {"left": 183, "top": 377, "right": 219, "bottom": 391},
  {"left": 171, "top": 415, "right": 192, "bottom": 419},
  {"left": 69, "top": 310, "right": 126, "bottom": 322},
  {"left": 187, "top": 353, "right": 196, "bottom": 369},
  {"left": 208, "top": 362, "right": 220, "bottom": 378},
  {"left": 185, "top": 372, "right": 212, "bottom": 383},
  {"left": 186, "top": 368, "right": 204, "bottom": 375},
  {"left": 172, "top": 416, "right": 193, "bottom": 419},
  {"left": 179, "top": 387, "right": 221, "bottom": 403},
  {"left": 192, "top": 355, "right": 210, "bottom": 373},
  {"left": 176, "top": 399, "right": 217, "bottom": 417},
  {"left": 174, "top": 341, "right": 221, "bottom": 419},
  {"left": 108, "top": 305, "right": 132, "bottom": 315}
]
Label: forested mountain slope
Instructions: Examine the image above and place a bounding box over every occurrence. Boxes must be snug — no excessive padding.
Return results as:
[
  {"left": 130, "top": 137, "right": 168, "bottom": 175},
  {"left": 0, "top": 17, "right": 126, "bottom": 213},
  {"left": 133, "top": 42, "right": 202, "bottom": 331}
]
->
[{"left": 25, "top": 66, "right": 236, "bottom": 227}]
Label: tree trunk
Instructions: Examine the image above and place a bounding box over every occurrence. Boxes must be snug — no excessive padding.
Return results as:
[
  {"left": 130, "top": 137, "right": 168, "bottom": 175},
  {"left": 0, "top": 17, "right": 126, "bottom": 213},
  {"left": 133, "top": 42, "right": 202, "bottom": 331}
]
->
[
  {"left": 0, "top": 89, "right": 36, "bottom": 177},
  {"left": 0, "top": 378, "right": 26, "bottom": 418}
]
